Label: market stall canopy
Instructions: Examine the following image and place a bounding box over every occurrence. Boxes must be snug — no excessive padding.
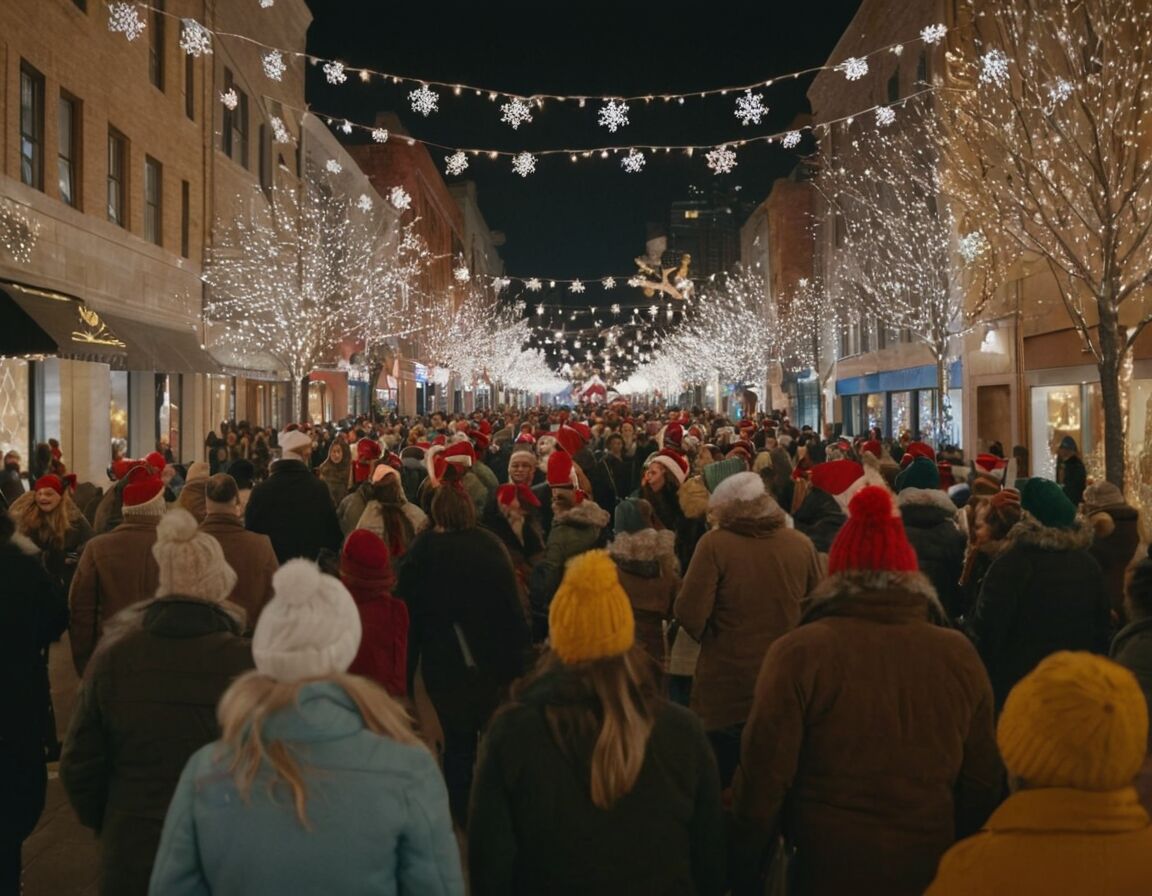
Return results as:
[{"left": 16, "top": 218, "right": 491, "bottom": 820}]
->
[{"left": 0, "top": 282, "right": 128, "bottom": 366}]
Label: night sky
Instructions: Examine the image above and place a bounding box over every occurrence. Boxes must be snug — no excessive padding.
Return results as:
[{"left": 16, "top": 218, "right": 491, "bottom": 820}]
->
[{"left": 304, "top": 0, "right": 864, "bottom": 281}]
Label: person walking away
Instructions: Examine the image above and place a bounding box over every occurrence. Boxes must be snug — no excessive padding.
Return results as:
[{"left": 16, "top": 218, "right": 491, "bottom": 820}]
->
[
  {"left": 894, "top": 456, "right": 967, "bottom": 620},
  {"left": 481, "top": 484, "right": 545, "bottom": 620},
  {"left": 61, "top": 509, "right": 253, "bottom": 895},
  {"left": 174, "top": 461, "right": 211, "bottom": 523},
  {"left": 1056, "top": 435, "right": 1087, "bottom": 505},
  {"left": 469, "top": 550, "right": 724, "bottom": 896},
  {"left": 1111, "top": 557, "right": 1152, "bottom": 812},
  {"left": 0, "top": 449, "right": 26, "bottom": 508},
  {"left": 354, "top": 463, "right": 426, "bottom": 558},
  {"left": 732, "top": 486, "right": 1002, "bottom": 896},
  {"left": 1083, "top": 480, "right": 1141, "bottom": 623},
  {"left": 148, "top": 559, "right": 464, "bottom": 895},
  {"left": 340, "top": 529, "right": 410, "bottom": 698},
  {"left": 926, "top": 652, "right": 1152, "bottom": 895}
]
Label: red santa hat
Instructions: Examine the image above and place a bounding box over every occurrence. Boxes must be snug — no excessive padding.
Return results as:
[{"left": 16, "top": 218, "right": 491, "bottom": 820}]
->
[
  {"left": 556, "top": 424, "right": 587, "bottom": 456},
  {"left": 515, "top": 432, "right": 536, "bottom": 444},
  {"left": 900, "top": 441, "right": 936, "bottom": 468},
  {"left": 547, "top": 450, "right": 578, "bottom": 489},
  {"left": 809, "top": 460, "right": 865, "bottom": 497},
  {"left": 496, "top": 483, "right": 541, "bottom": 508},
  {"left": 649, "top": 448, "right": 689, "bottom": 485},
  {"left": 145, "top": 451, "right": 168, "bottom": 472},
  {"left": 470, "top": 430, "right": 490, "bottom": 453},
  {"left": 122, "top": 467, "right": 166, "bottom": 517},
  {"left": 973, "top": 453, "right": 1008, "bottom": 481},
  {"left": 662, "top": 422, "right": 685, "bottom": 451},
  {"left": 860, "top": 440, "right": 884, "bottom": 459},
  {"left": 356, "top": 438, "right": 382, "bottom": 464}
]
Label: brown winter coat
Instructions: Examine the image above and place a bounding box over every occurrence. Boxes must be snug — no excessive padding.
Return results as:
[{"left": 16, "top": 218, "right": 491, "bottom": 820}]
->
[
  {"left": 1089, "top": 504, "right": 1141, "bottom": 618},
  {"left": 68, "top": 517, "right": 162, "bottom": 675},
  {"left": 609, "top": 527, "right": 681, "bottom": 666},
  {"left": 673, "top": 494, "right": 821, "bottom": 730},
  {"left": 198, "top": 512, "right": 279, "bottom": 631},
  {"left": 732, "top": 574, "right": 1002, "bottom": 896},
  {"left": 175, "top": 479, "right": 208, "bottom": 523}
]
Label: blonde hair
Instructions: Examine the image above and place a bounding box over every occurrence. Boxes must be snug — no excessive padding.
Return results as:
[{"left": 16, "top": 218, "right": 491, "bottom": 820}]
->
[
  {"left": 10, "top": 489, "right": 83, "bottom": 551},
  {"left": 216, "top": 672, "right": 424, "bottom": 826}
]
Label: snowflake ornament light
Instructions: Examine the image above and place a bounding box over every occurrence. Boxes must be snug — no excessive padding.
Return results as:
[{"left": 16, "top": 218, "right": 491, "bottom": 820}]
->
[
  {"left": 271, "top": 117, "right": 291, "bottom": 143},
  {"left": 445, "top": 151, "right": 469, "bottom": 176},
  {"left": 836, "top": 57, "right": 869, "bottom": 81},
  {"left": 259, "top": 0, "right": 274, "bottom": 6},
  {"left": 454, "top": 264, "right": 471, "bottom": 283},
  {"left": 339, "top": 119, "right": 353, "bottom": 135},
  {"left": 876, "top": 106, "right": 897, "bottom": 127},
  {"left": 621, "top": 149, "right": 646, "bottom": 173},
  {"left": 602, "top": 277, "right": 617, "bottom": 289},
  {"left": 511, "top": 152, "right": 537, "bottom": 177},
  {"left": 705, "top": 145, "right": 738, "bottom": 175},
  {"left": 108, "top": 3, "right": 146, "bottom": 41},
  {"left": 627, "top": 276, "right": 645, "bottom": 288},
  {"left": 735, "top": 90, "right": 768, "bottom": 126},
  {"left": 262, "top": 51, "right": 286, "bottom": 81},
  {"left": 782, "top": 130, "right": 802, "bottom": 149},
  {"left": 526, "top": 278, "right": 543, "bottom": 292},
  {"left": 179, "top": 19, "right": 212, "bottom": 57},
  {"left": 610, "top": 304, "right": 621, "bottom": 314},
  {"left": 492, "top": 277, "right": 511, "bottom": 293},
  {"left": 325, "top": 159, "right": 342, "bottom": 175},
  {"left": 356, "top": 194, "right": 373, "bottom": 212},
  {"left": 1046, "top": 78, "right": 1074, "bottom": 109},
  {"left": 598, "top": 100, "right": 630, "bottom": 133},
  {"left": 500, "top": 99, "right": 534, "bottom": 130},
  {"left": 569, "top": 280, "right": 586, "bottom": 294},
  {"left": 371, "top": 128, "right": 389, "bottom": 143},
  {"left": 958, "top": 231, "right": 990, "bottom": 262},
  {"left": 980, "top": 49, "right": 1010, "bottom": 86},
  {"left": 920, "top": 24, "right": 947, "bottom": 45},
  {"left": 389, "top": 186, "right": 412, "bottom": 210},
  {"left": 409, "top": 85, "right": 439, "bottom": 117},
  {"left": 323, "top": 61, "right": 347, "bottom": 85},
  {"left": 220, "top": 89, "right": 239, "bottom": 111}
]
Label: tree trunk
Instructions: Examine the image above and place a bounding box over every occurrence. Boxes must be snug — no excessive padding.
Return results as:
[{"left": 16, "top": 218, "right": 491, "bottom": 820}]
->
[
  {"left": 294, "top": 375, "right": 309, "bottom": 426},
  {"left": 934, "top": 353, "right": 950, "bottom": 448},
  {"left": 1096, "top": 298, "right": 1128, "bottom": 487}
]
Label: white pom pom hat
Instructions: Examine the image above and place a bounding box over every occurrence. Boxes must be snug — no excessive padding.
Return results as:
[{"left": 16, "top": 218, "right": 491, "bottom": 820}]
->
[
  {"left": 152, "top": 507, "right": 237, "bottom": 602},
  {"left": 708, "top": 471, "right": 769, "bottom": 511},
  {"left": 253, "top": 559, "right": 362, "bottom": 681}
]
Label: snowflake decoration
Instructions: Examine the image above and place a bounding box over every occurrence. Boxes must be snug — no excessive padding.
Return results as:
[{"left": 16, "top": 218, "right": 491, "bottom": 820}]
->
[
  {"left": 511, "top": 152, "right": 537, "bottom": 177},
  {"left": 958, "top": 231, "right": 990, "bottom": 263},
  {"left": 356, "top": 193, "right": 373, "bottom": 212},
  {"left": 621, "top": 149, "right": 646, "bottom": 173},
  {"left": 259, "top": 0, "right": 274, "bottom": 6},
  {"left": 325, "top": 159, "right": 342, "bottom": 175},
  {"left": 323, "top": 61, "right": 347, "bottom": 85},
  {"left": 220, "top": 89, "right": 238, "bottom": 111},
  {"left": 492, "top": 277, "right": 511, "bottom": 292},
  {"left": 389, "top": 186, "right": 412, "bottom": 210},
  {"left": 891, "top": 44, "right": 905, "bottom": 56},
  {"left": 920, "top": 24, "right": 947, "bottom": 45},
  {"left": 569, "top": 280, "right": 586, "bottom": 294},
  {"left": 108, "top": 3, "right": 146, "bottom": 41},
  {"left": 339, "top": 119, "right": 353, "bottom": 135},
  {"left": 526, "top": 278, "right": 543, "bottom": 292},
  {"left": 1046, "top": 78, "right": 1074, "bottom": 108},
  {"left": 782, "top": 130, "right": 802, "bottom": 149},
  {"left": 270, "top": 117, "right": 291, "bottom": 143},
  {"left": 705, "top": 145, "right": 738, "bottom": 175},
  {"left": 735, "top": 90, "right": 768, "bottom": 126},
  {"left": 980, "top": 49, "right": 1010, "bottom": 87},
  {"left": 598, "top": 100, "right": 630, "bottom": 133},
  {"left": 262, "top": 51, "right": 286, "bottom": 81},
  {"left": 454, "top": 264, "right": 471, "bottom": 283},
  {"left": 627, "top": 276, "right": 645, "bottom": 288},
  {"left": 875, "top": 106, "right": 897, "bottom": 127},
  {"left": 602, "top": 277, "right": 617, "bottom": 289},
  {"left": 836, "top": 57, "right": 869, "bottom": 81},
  {"left": 371, "top": 128, "right": 389, "bottom": 143},
  {"left": 500, "top": 98, "right": 534, "bottom": 130},
  {"left": 610, "top": 304, "right": 621, "bottom": 314},
  {"left": 179, "top": 19, "right": 212, "bottom": 57},
  {"left": 409, "top": 85, "right": 439, "bottom": 117},
  {"left": 445, "top": 151, "right": 469, "bottom": 176}
]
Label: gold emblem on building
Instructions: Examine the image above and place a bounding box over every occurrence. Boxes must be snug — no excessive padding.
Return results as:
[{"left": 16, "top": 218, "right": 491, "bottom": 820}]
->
[{"left": 72, "top": 306, "right": 126, "bottom": 347}]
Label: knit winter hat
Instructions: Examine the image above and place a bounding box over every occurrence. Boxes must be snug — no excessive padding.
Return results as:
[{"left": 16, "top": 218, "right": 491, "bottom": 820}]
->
[
  {"left": 828, "top": 486, "right": 918, "bottom": 575},
  {"left": 614, "top": 497, "right": 651, "bottom": 534},
  {"left": 253, "top": 560, "right": 362, "bottom": 681},
  {"left": 547, "top": 450, "right": 577, "bottom": 488},
  {"left": 185, "top": 461, "right": 210, "bottom": 483},
  {"left": 649, "top": 448, "right": 689, "bottom": 485},
  {"left": 278, "top": 429, "right": 312, "bottom": 457},
  {"left": 895, "top": 456, "right": 941, "bottom": 492},
  {"left": 810, "top": 459, "right": 864, "bottom": 496},
  {"left": 556, "top": 424, "right": 587, "bottom": 456},
  {"left": 1021, "top": 477, "right": 1077, "bottom": 529},
  {"left": 702, "top": 456, "right": 745, "bottom": 493},
  {"left": 708, "top": 471, "right": 770, "bottom": 513},
  {"left": 152, "top": 508, "right": 237, "bottom": 602},
  {"left": 1083, "top": 481, "right": 1126, "bottom": 515},
  {"left": 341, "top": 528, "right": 395, "bottom": 590},
  {"left": 998, "top": 652, "right": 1148, "bottom": 791},
  {"left": 122, "top": 467, "right": 167, "bottom": 518},
  {"left": 548, "top": 550, "right": 635, "bottom": 663}
]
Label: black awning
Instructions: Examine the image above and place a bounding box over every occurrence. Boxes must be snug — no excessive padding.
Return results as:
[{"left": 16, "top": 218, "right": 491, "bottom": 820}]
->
[
  {"left": 0, "top": 283, "right": 128, "bottom": 366},
  {"left": 94, "top": 312, "right": 221, "bottom": 374}
]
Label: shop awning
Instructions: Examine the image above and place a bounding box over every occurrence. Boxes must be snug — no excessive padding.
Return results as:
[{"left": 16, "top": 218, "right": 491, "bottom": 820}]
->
[
  {"left": 0, "top": 283, "right": 128, "bottom": 366},
  {"left": 95, "top": 311, "right": 221, "bottom": 374}
]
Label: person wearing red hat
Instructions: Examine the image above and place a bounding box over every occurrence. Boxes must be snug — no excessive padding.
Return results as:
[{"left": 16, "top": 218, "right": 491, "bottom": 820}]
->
[
  {"left": 731, "top": 486, "right": 1002, "bottom": 896},
  {"left": 9, "top": 473, "right": 92, "bottom": 591},
  {"left": 481, "top": 483, "right": 545, "bottom": 618},
  {"left": 340, "top": 529, "right": 410, "bottom": 698},
  {"left": 791, "top": 460, "right": 863, "bottom": 556},
  {"left": 351, "top": 437, "right": 382, "bottom": 487},
  {"left": 353, "top": 464, "right": 428, "bottom": 559}
]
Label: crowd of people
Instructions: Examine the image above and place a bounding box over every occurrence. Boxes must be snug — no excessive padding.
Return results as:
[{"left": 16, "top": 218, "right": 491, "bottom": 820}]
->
[{"left": 2, "top": 403, "right": 1151, "bottom": 895}]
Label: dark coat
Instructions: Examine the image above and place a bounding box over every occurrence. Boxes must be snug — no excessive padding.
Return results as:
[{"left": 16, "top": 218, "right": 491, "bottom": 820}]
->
[
  {"left": 528, "top": 499, "right": 611, "bottom": 641},
  {"left": 481, "top": 499, "right": 545, "bottom": 619},
  {"left": 0, "top": 464, "right": 25, "bottom": 507},
  {"left": 1088, "top": 505, "right": 1141, "bottom": 618},
  {"left": 244, "top": 458, "right": 343, "bottom": 564},
  {"left": 60, "top": 596, "right": 253, "bottom": 896},
  {"left": 1059, "top": 454, "right": 1087, "bottom": 505},
  {"left": 898, "top": 488, "right": 967, "bottom": 620},
  {"left": 0, "top": 534, "right": 67, "bottom": 846},
  {"left": 395, "top": 528, "right": 531, "bottom": 730},
  {"left": 469, "top": 685, "right": 725, "bottom": 896},
  {"left": 792, "top": 487, "right": 846, "bottom": 554},
  {"left": 968, "top": 516, "right": 1111, "bottom": 709},
  {"left": 608, "top": 528, "right": 680, "bottom": 665},
  {"left": 1111, "top": 616, "right": 1152, "bottom": 750}
]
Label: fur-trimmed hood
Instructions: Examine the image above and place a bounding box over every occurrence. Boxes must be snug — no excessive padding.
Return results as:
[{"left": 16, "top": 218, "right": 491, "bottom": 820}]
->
[
  {"left": 801, "top": 570, "right": 951, "bottom": 628},
  {"left": 677, "top": 476, "right": 711, "bottom": 520},
  {"left": 1088, "top": 504, "right": 1139, "bottom": 540},
  {"left": 5, "top": 531, "right": 40, "bottom": 556},
  {"left": 92, "top": 594, "right": 248, "bottom": 667},
  {"left": 608, "top": 527, "right": 679, "bottom": 579},
  {"left": 710, "top": 493, "right": 786, "bottom": 534},
  {"left": 1007, "top": 513, "right": 1095, "bottom": 552},
  {"left": 554, "top": 498, "right": 610, "bottom": 530}
]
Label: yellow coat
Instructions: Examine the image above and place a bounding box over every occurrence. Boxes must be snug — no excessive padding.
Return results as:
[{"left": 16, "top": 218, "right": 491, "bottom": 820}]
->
[{"left": 926, "top": 787, "right": 1152, "bottom": 895}]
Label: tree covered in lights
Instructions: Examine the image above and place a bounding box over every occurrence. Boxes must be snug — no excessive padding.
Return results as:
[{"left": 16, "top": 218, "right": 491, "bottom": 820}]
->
[
  {"left": 936, "top": 0, "right": 1152, "bottom": 487},
  {"left": 688, "top": 268, "right": 782, "bottom": 387}
]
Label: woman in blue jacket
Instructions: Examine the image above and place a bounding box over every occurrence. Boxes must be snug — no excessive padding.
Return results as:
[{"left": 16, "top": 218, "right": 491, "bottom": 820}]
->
[{"left": 149, "top": 559, "right": 464, "bottom": 896}]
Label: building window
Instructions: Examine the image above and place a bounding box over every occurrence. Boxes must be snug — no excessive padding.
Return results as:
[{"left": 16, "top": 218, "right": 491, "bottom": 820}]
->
[
  {"left": 221, "top": 69, "right": 248, "bottom": 168},
  {"left": 108, "top": 128, "right": 127, "bottom": 227},
  {"left": 149, "top": 0, "right": 165, "bottom": 90},
  {"left": 184, "top": 53, "right": 194, "bottom": 119},
  {"left": 916, "top": 50, "right": 929, "bottom": 85},
  {"left": 20, "top": 63, "right": 45, "bottom": 190},
  {"left": 72, "top": 0, "right": 87, "bottom": 9},
  {"left": 144, "top": 156, "right": 162, "bottom": 245},
  {"left": 180, "top": 180, "right": 190, "bottom": 258},
  {"left": 258, "top": 124, "right": 273, "bottom": 193},
  {"left": 58, "top": 93, "right": 81, "bottom": 208}
]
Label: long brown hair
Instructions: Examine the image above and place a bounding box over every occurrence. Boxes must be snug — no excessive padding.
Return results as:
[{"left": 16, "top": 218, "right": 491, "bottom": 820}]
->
[
  {"left": 216, "top": 672, "right": 424, "bottom": 827},
  {"left": 369, "top": 477, "right": 415, "bottom": 553},
  {"left": 510, "top": 645, "right": 661, "bottom": 809},
  {"left": 9, "top": 489, "right": 83, "bottom": 551}
]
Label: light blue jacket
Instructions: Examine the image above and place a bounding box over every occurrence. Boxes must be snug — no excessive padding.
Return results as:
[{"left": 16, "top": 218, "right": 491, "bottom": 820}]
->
[{"left": 148, "top": 681, "right": 464, "bottom": 895}]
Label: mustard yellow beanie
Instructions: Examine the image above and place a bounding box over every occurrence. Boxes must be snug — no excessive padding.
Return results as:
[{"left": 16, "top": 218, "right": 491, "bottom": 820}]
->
[
  {"left": 998, "top": 651, "right": 1148, "bottom": 791},
  {"left": 548, "top": 550, "right": 635, "bottom": 663}
]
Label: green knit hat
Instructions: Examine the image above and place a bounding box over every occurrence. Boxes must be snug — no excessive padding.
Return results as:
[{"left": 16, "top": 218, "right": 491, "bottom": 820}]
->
[
  {"left": 1021, "top": 477, "right": 1077, "bottom": 529},
  {"left": 894, "top": 456, "right": 940, "bottom": 492},
  {"left": 703, "top": 456, "right": 745, "bottom": 493},
  {"left": 614, "top": 497, "right": 649, "bottom": 534}
]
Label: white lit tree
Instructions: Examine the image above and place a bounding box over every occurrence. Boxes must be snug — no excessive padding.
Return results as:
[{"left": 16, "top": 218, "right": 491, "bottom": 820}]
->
[
  {"left": 680, "top": 268, "right": 781, "bottom": 387},
  {"left": 937, "top": 0, "right": 1152, "bottom": 486}
]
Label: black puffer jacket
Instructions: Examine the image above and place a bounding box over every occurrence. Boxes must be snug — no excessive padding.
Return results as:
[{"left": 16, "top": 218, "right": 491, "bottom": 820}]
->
[
  {"left": 1111, "top": 617, "right": 1152, "bottom": 750},
  {"left": 245, "top": 458, "right": 343, "bottom": 564},
  {"left": 898, "top": 488, "right": 967, "bottom": 620},
  {"left": 792, "top": 487, "right": 846, "bottom": 554}
]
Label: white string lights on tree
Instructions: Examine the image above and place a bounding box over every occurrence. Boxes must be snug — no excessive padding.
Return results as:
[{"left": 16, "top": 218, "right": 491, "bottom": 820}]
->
[{"left": 0, "top": 197, "right": 41, "bottom": 265}]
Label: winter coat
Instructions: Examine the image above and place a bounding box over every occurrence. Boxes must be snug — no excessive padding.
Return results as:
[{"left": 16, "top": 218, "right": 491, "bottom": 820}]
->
[
  {"left": 356, "top": 498, "right": 427, "bottom": 557},
  {"left": 198, "top": 512, "right": 278, "bottom": 631},
  {"left": 791, "top": 487, "right": 845, "bottom": 554},
  {"left": 317, "top": 448, "right": 352, "bottom": 506},
  {"left": 67, "top": 517, "right": 161, "bottom": 676},
  {"left": 60, "top": 596, "right": 253, "bottom": 896},
  {"left": 244, "top": 459, "right": 343, "bottom": 565},
  {"left": 337, "top": 482, "right": 374, "bottom": 536},
  {"left": 480, "top": 499, "right": 545, "bottom": 619},
  {"left": 968, "top": 515, "right": 1111, "bottom": 709},
  {"left": 0, "top": 464, "right": 24, "bottom": 506},
  {"left": 1059, "top": 453, "right": 1088, "bottom": 505},
  {"left": 148, "top": 681, "right": 465, "bottom": 896},
  {"left": 12, "top": 497, "right": 94, "bottom": 592},
  {"left": 400, "top": 455, "right": 427, "bottom": 505},
  {"left": 1112, "top": 616, "right": 1152, "bottom": 750},
  {"left": 92, "top": 477, "right": 128, "bottom": 534},
  {"left": 0, "top": 533, "right": 67, "bottom": 847},
  {"left": 674, "top": 495, "right": 821, "bottom": 730},
  {"left": 175, "top": 478, "right": 208, "bottom": 523},
  {"left": 608, "top": 528, "right": 680, "bottom": 665},
  {"left": 469, "top": 684, "right": 725, "bottom": 896},
  {"left": 957, "top": 539, "right": 1011, "bottom": 621},
  {"left": 343, "top": 575, "right": 410, "bottom": 698},
  {"left": 925, "top": 787, "right": 1152, "bottom": 896},
  {"left": 898, "top": 487, "right": 967, "bottom": 620},
  {"left": 1089, "top": 504, "right": 1141, "bottom": 618},
  {"left": 732, "top": 575, "right": 1002, "bottom": 896},
  {"left": 528, "top": 499, "right": 610, "bottom": 640},
  {"left": 395, "top": 528, "right": 531, "bottom": 731}
]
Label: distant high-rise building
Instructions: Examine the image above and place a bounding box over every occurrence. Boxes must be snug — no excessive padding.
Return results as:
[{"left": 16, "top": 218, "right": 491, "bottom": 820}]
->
[{"left": 664, "top": 184, "right": 746, "bottom": 279}]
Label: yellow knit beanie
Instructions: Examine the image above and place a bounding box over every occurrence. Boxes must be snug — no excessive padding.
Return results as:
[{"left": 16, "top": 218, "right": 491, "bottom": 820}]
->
[
  {"left": 548, "top": 550, "right": 635, "bottom": 663},
  {"left": 998, "top": 651, "right": 1148, "bottom": 791}
]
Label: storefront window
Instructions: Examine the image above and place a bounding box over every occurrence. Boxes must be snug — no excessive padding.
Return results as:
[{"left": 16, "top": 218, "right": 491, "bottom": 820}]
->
[
  {"left": 865, "top": 393, "right": 885, "bottom": 435},
  {"left": 0, "top": 359, "right": 31, "bottom": 458},
  {"left": 209, "top": 375, "right": 233, "bottom": 433},
  {"left": 158, "top": 373, "right": 181, "bottom": 457},
  {"left": 307, "top": 380, "right": 331, "bottom": 424},
  {"left": 1031, "top": 385, "right": 1082, "bottom": 481},
  {"left": 109, "top": 371, "right": 129, "bottom": 460},
  {"left": 890, "top": 391, "right": 913, "bottom": 439}
]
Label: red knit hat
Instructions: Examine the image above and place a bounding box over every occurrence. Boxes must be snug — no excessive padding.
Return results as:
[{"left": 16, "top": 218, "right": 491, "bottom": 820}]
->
[
  {"left": 556, "top": 424, "right": 586, "bottom": 456},
  {"left": 34, "top": 473, "right": 77, "bottom": 495},
  {"left": 356, "top": 438, "right": 382, "bottom": 463},
  {"left": 861, "top": 440, "right": 884, "bottom": 459},
  {"left": 122, "top": 467, "right": 166, "bottom": 513},
  {"left": 828, "top": 486, "right": 918, "bottom": 575},
  {"left": 649, "top": 448, "right": 689, "bottom": 485},
  {"left": 341, "top": 528, "right": 395, "bottom": 591},
  {"left": 145, "top": 451, "right": 168, "bottom": 472},
  {"left": 810, "top": 459, "right": 864, "bottom": 496},
  {"left": 547, "top": 450, "right": 576, "bottom": 488},
  {"left": 900, "top": 441, "right": 936, "bottom": 468},
  {"left": 663, "top": 422, "right": 685, "bottom": 450}
]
